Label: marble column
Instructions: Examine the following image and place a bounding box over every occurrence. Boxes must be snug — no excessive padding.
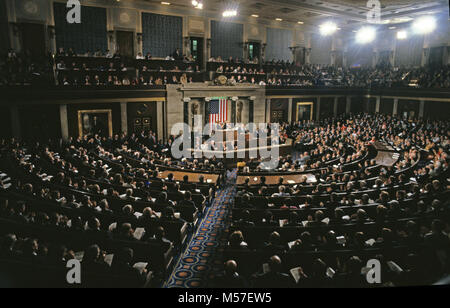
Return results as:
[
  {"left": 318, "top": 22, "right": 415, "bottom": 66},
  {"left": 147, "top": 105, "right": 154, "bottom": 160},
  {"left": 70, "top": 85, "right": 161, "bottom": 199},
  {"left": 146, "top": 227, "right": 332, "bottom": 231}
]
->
[
  {"left": 346, "top": 96, "right": 351, "bottom": 114},
  {"left": 59, "top": 104, "right": 69, "bottom": 141},
  {"left": 393, "top": 98, "right": 399, "bottom": 116},
  {"left": 316, "top": 97, "right": 321, "bottom": 121},
  {"left": 419, "top": 100, "right": 425, "bottom": 119},
  {"left": 120, "top": 102, "right": 128, "bottom": 135},
  {"left": 287, "top": 98, "right": 293, "bottom": 123},
  {"left": 157, "top": 101, "right": 164, "bottom": 141},
  {"left": 265, "top": 99, "right": 271, "bottom": 123}
]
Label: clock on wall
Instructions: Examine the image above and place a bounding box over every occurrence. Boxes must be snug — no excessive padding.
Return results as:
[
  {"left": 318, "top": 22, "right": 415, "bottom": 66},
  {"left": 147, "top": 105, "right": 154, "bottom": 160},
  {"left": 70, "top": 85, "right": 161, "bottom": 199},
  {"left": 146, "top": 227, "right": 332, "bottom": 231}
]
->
[
  {"left": 120, "top": 12, "right": 131, "bottom": 24},
  {"left": 24, "top": 0, "right": 39, "bottom": 15}
]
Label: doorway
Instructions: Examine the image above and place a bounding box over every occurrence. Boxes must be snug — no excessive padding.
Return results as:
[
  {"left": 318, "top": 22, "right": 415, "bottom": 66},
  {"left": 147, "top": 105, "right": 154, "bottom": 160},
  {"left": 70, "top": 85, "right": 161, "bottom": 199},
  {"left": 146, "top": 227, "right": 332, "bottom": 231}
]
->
[
  {"left": 248, "top": 42, "right": 261, "bottom": 62},
  {"left": 116, "top": 31, "right": 135, "bottom": 58},
  {"left": 190, "top": 37, "right": 204, "bottom": 69},
  {"left": 295, "top": 48, "right": 306, "bottom": 65},
  {"left": 20, "top": 23, "right": 46, "bottom": 59},
  {"left": 296, "top": 102, "right": 314, "bottom": 121},
  {"left": 429, "top": 46, "right": 444, "bottom": 68},
  {"left": 334, "top": 50, "right": 343, "bottom": 67}
]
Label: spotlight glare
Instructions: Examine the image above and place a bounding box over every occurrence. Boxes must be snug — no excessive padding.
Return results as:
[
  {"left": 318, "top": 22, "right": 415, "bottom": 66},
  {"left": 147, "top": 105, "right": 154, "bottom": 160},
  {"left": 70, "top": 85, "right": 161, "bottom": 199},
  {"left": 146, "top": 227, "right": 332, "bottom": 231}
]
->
[
  {"left": 412, "top": 16, "right": 436, "bottom": 34},
  {"left": 223, "top": 10, "right": 237, "bottom": 17},
  {"left": 319, "top": 22, "right": 337, "bottom": 36},
  {"left": 396, "top": 30, "right": 407, "bottom": 40},
  {"left": 355, "top": 26, "right": 376, "bottom": 44}
]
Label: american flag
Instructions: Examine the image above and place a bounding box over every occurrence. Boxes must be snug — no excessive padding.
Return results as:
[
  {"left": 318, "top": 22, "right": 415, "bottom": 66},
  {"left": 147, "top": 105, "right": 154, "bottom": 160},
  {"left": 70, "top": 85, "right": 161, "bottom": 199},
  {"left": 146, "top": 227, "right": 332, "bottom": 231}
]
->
[{"left": 208, "top": 98, "right": 228, "bottom": 131}]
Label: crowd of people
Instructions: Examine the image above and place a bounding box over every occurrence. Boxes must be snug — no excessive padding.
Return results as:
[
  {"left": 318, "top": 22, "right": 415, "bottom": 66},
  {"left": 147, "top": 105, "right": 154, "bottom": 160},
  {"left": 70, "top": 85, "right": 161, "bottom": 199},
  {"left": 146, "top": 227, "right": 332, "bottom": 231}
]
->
[
  {"left": 218, "top": 113, "right": 449, "bottom": 287},
  {"left": 0, "top": 49, "right": 55, "bottom": 86},
  {"left": 54, "top": 47, "right": 202, "bottom": 86},
  {"left": 0, "top": 127, "right": 221, "bottom": 287},
  {"left": 56, "top": 60, "right": 201, "bottom": 86},
  {"left": 2, "top": 48, "right": 449, "bottom": 88},
  {"left": 0, "top": 112, "right": 448, "bottom": 287},
  {"left": 213, "top": 62, "right": 450, "bottom": 88}
]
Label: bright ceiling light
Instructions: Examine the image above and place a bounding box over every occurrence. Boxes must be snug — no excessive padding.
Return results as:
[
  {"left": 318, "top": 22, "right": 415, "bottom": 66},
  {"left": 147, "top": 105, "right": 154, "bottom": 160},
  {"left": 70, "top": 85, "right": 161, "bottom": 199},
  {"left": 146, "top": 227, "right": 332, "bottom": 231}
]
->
[
  {"left": 319, "top": 22, "right": 337, "bottom": 36},
  {"left": 297, "top": 21, "right": 304, "bottom": 24},
  {"left": 223, "top": 10, "right": 237, "bottom": 17},
  {"left": 275, "top": 18, "right": 283, "bottom": 21},
  {"left": 251, "top": 14, "right": 259, "bottom": 18},
  {"left": 355, "top": 26, "right": 376, "bottom": 44},
  {"left": 396, "top": 30, "right": 407, "bottom": 39},
  {"left": 161, "top": 2, "right": 170, "bottom": 5},
  {"left": 192, "top": 0, "right": 203, "bottom": 9},
  {"left": 412, "top": 16, "right": 436, "bottom": 34}
]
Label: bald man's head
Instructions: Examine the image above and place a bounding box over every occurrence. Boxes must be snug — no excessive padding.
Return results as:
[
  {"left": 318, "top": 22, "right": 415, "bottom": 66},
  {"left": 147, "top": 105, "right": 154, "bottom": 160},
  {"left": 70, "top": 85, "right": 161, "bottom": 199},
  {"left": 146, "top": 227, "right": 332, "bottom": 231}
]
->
[
  {"left": 269, "top": 255, "right": 282, "bottom": 272},
  {"left": 225, "top": 260, "right": 238, "bottom": 274}
]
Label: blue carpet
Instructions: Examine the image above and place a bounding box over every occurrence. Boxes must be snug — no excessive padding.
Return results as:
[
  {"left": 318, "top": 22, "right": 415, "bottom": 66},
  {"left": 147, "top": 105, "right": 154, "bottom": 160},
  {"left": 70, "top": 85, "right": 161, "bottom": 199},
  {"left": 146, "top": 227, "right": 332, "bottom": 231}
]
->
[{"left": 164, "top": 170, "right": 237, "bottom": 288}]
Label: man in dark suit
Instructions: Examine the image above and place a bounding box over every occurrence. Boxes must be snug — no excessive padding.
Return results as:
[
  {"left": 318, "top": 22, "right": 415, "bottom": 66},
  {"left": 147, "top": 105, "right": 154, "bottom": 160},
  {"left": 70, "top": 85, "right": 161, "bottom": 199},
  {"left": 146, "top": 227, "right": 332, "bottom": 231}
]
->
[
  {"left": 148, "top": 226, "right": 172, "bottom": 253},
  {"left": 212, "top": 260, "right": 247, "bottom": 288},
  {"left": 252, "top": 255, "right": 295, "bottom": 288},
  {"left": 176, "top": 191, "right": 197, "bottom": 222},
  {"left": 110, "top": 247, "right": 147, "bottom": 288},
  {"left": 172, "top": 48, "right": 182, "bottom": 60}
]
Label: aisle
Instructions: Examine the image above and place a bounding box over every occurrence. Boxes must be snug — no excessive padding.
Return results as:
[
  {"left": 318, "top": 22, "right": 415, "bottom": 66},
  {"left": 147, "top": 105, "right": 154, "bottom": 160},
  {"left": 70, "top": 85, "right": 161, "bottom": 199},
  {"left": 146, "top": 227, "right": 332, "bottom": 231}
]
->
[{"left": 164, "top": 170, "right": 237, "bottom": 288}]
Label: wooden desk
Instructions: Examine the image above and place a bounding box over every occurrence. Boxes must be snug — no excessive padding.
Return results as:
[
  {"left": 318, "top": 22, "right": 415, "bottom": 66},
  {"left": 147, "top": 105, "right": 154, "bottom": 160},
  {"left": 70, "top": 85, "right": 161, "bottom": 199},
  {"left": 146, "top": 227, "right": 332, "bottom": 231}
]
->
[
  {"left": 236, "top": 173, "right": 317, "bottom": 186},
  {"left": 191, "top": 138, "right": 293, "bottom": 168},
  {"left": 159, "top": 171, "right": 219, "bottom": 185}
]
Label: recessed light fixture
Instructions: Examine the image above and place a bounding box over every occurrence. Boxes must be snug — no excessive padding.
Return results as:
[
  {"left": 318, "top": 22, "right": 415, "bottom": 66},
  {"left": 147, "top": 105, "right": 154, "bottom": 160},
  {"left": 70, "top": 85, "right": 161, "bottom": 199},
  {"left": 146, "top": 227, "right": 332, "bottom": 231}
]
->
[
  {"left": 251, "top": 14, "right": 259, "bottom": 18},
  {"left": 319, "top": 21, "right": 337, "bottom": 36},
  {"left": 192, "top": 0, "right": 203, "bottom": 9},
  {"left": 412, "top": 16, "right": 436, "bottom": 34},
  {"left": 297, "top": 21, "right": 304, "bottom": 24},
  {"left": 356, "top": 26, "right": 376, "bottom": 44},
  {"left": 223, "top": 10, "right": 237, "bottom": 17},
  {"left": 161, "top": 1, "right": 170, "bottom": 5},
  {"left": 396, "top": 30, "right": 407, "bottom": 39},
  {"left": 275, "top": 18, "right": 283, "bottom": 21}
]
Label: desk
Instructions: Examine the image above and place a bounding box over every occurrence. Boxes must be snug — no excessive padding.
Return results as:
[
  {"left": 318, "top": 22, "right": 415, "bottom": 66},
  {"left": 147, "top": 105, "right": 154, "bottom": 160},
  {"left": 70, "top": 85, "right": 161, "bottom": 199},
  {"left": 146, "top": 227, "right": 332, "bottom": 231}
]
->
[
  {"left": 159, "top": 171, "right": 219, "bottom": 185},
  {"left": 236, "top": 173, "right": 317, "bottom": 186},
  {"left": 191, "top": 138, "right": 293, "bottom": 168}
]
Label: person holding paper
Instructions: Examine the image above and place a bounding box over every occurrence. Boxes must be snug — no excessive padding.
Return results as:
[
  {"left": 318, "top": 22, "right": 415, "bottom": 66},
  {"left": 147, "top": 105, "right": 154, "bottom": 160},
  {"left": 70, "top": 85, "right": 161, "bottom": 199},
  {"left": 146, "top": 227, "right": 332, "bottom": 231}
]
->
[
  {"left": 212, "top": 260, "right": 247, "bottom": 288},
  {"left": 137, "top": 207, "right": 160, "bottom": 240},
  {"left": 110, "top": 248, "right": 147, "bottom": 288},
  {"left": 262, "top": 232, "right": 287, "bottom": 256},
  {"left": 251, "top": 256, "right": 295, "bottom": 288}
]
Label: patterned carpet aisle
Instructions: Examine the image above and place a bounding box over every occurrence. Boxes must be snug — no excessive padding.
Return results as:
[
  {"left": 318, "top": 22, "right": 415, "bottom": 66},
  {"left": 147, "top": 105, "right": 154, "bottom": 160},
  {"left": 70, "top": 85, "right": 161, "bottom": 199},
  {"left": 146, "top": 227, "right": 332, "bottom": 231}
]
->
[{"left": 165, "top": 170, "right": 237, "bottom": 288}]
